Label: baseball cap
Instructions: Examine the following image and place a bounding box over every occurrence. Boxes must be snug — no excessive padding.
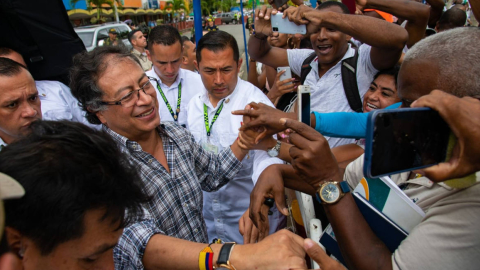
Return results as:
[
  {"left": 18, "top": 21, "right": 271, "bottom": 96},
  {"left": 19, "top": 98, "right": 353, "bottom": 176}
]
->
[
  {"left": 109, "top": 28, "right": 118, "bottom": 34},
  {"left": 0, "top": 173, "right": 25, "bottom": 200}
]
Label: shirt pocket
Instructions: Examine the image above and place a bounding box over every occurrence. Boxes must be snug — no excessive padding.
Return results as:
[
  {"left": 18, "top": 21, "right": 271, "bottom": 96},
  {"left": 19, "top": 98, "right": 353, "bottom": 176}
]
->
[{"left": 42, "top": 109, "right": 73, "bottom": 121}]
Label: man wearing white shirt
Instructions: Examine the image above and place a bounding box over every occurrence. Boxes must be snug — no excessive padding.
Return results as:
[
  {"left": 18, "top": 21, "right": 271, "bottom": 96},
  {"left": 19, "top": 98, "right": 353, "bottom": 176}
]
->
[
  {"left": 249, "top": 2, "right": 407, "bottom": 148},
  {"left": 187, "top": 31, "right": 285, "bottom": 244},
  {"left": 146, "top": 25, "right": 203, "bottom": 127},
  {"left": 0, "top": 47, "right": 100, "bottom": 130},
  {"left": 0, "top": 58, "right": 41, "bottom": 148}
]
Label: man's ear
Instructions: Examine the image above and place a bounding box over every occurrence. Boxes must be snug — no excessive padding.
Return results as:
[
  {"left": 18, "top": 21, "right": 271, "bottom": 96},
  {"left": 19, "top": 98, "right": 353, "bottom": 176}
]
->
[
  {"left": 146, "top": 49, "right": 152, "bottom": 61},
  {"left": 194, "top": 60, "right": 199, "bottom": 72},
  {"left": 182, "top": 56, "right": 188, "bottom": 65},
  {"left": 95, "top": 111, "right": 107, "bottom": 125},
  {"left": 5, "top": 227, "right": 22, "bottom": 256},
  {"left": 237, "top": 58, "right": 243, "bottom": 72}
]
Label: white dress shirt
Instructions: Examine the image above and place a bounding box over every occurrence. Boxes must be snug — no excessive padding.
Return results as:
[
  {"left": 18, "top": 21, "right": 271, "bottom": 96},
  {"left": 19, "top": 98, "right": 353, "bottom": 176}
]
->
[
  {"left": 0, "top": 137, "right": 6, "bottom": 150},
  {"left": 186, "top": 78, "right": 286, "bottom": 244},
  {"left": 287, "top": 44, "right": 378, "bottom": 148},
  {"left": 146, "top": 68, "right": 203, "bottom": 127},
  {"left": 36, "top": 80, "right": 101, "bottom": 130}
]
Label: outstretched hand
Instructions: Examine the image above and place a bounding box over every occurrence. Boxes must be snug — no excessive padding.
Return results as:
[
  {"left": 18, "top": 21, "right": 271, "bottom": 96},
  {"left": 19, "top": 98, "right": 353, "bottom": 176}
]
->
[
  {"left": 232, "top": 102, "right": 295, "bottom": 143},
  {"left": 280, "top": 118, "right": 342, "bottom": 188},
  {"left": 249, "top": 165, "right": 289, "bottom": 237},
  {"left": 411, "top": 90, "right": 480, "bottom": 182}
]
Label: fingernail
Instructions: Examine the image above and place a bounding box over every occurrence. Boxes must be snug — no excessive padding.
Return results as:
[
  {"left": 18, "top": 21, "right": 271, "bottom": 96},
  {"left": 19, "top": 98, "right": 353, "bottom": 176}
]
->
[
  {"left": 304, "top": 239, "right": 315, "bottom": 249},
  {"left": 279, "top": 118, "right": 287, "bottom": 125},
  {"left": 265, "top": 16, "right": 269, "bottom": 19},
  {"left": 280, "top": 133, "right": 286, "bottom": 138},
  {"left": 241, "top": 121, "right": 243, "bottom": 125}
]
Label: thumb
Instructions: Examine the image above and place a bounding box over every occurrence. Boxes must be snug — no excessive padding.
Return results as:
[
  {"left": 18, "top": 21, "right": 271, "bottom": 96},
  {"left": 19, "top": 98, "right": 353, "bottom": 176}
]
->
[
  {"left": 274, "top": 187, "right": 288, "bottom": 216},
  {"left": 304, "top": 239, "right": 329, "bottom": 266},
  {"left": 254, "top": 127, "right": 268, "bottom": 144}
]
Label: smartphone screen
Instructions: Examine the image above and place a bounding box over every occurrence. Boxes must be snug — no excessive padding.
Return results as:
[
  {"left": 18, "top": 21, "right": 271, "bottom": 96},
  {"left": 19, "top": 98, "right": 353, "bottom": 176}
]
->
[
  {"left": 297, "top": 86, "right": 311, "bottom": 126},
  {"left": 364, "top": 108, "right": 450, "bottom": 178}
]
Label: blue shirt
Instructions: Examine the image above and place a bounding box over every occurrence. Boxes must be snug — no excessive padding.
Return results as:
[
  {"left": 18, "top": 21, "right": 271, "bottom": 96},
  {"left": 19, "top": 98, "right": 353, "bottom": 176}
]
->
[{"left": 313, "top": 102, "right": 402, "bottom": 138}]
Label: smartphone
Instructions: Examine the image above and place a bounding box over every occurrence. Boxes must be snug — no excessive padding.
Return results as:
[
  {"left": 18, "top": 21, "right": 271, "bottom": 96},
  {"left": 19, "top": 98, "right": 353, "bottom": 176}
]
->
[
  {"left": 364, "top": 108, "right": 451, "bottom": 178},
  {"left": 277, "top": 66, "right": 292, "bottom": 85},
  {"left": 271, "top": 13, "right": 307, "bottom": 35},
  {"left": 297, "top": 85, "right": 311, "bottom": 126}
]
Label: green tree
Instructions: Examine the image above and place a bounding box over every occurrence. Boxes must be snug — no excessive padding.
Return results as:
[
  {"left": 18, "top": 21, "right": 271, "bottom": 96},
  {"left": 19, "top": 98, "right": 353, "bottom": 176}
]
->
[
  {"left": 70, "top": 0, "right": 123, "bottom": 20},
  {"left": 171, "top": 0, "right": 189, "bottom": 12}
]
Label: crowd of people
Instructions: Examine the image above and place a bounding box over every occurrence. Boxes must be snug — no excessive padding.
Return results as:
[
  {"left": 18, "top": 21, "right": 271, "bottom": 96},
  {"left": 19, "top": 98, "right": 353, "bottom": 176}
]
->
[{"left": 0, "top": 0, "right": 479, "bottom": 270}]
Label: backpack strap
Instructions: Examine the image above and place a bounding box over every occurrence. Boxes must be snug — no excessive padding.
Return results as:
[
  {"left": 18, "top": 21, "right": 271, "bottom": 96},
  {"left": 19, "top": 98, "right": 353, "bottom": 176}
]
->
[
  {"left": 300, "top": 52, "right": 317, "bottom": 85},
  {"left": 275, "top": 52, "right": 316, "bottom": 111},
  {"left": 341, "top": 48, "right": 363, "bottom": 112}
]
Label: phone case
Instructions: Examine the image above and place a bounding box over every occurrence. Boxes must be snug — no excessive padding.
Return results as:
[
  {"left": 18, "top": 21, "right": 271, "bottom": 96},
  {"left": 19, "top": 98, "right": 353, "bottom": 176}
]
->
[
  {"left": 271, "top": 13, "right": 307, "bottom": 35},
  {"left": 277, "top": 67, "right": 292, "bottom": 83},
  {"left": 364, "top": 108, "right": 449, "bottom": 178}
]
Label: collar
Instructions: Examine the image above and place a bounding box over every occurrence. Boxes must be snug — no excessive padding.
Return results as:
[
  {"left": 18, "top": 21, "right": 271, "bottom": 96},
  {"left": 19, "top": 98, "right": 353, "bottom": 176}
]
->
[
  {"left": 132, "top": 48, "right": 146, "bottom": 57},
  {"left": 0, "top": 137, "right": 6, "bottom": 150},
  {"left": 310, "top": 43, "right": 355, "bottom": 74},
  {"left": 152, "top": 68, "right": 184, "bottom": 90},
  {"left": 201, "top": 78, "right": 240, "bottom": 110},
  {"left": 103, "top": 124, "right": 169, "bottom": 152}
]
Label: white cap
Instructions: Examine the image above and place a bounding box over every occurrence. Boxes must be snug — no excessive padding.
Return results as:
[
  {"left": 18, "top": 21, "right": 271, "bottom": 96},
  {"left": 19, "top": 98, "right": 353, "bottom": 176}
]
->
[{"left": 0, "top": 173, "right": 25, "bottom": 200}]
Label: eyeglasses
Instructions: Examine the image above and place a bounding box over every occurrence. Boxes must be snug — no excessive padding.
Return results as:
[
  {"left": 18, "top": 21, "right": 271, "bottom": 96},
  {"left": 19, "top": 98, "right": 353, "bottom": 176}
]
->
[{"left": 100, "top": 77, "right": 157, "bottom": 108}]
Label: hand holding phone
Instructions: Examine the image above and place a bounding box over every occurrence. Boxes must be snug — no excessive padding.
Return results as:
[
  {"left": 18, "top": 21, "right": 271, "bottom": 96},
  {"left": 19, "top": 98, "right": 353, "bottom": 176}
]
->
[
  {"left": 277, "top": 67, "right": 292, "bottom": 85},
  {"left": 271, "top": 12, "right": 307, "bottom": 35},
  {"left": 364, "top": 108, "right": 451, "bottom": 178},
  {"left": 297, "top": 85, "right": 311, "bottom": 126}
]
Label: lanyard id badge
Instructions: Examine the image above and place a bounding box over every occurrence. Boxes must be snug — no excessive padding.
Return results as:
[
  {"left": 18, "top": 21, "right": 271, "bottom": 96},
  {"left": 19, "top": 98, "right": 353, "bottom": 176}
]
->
[
  {"left": 156, "top": 81, "right": 182, "bottom": 121},
  {"left": 202, "top": 101, "right": 225, "bottom": 153}
]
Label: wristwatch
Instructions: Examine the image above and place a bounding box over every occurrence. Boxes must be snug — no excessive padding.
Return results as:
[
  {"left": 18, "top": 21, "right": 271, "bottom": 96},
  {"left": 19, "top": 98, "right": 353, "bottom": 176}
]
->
[
  {"left": 216, "top": 242, "right": 236, "bottom": 270},
  {"left": 267, "top": 140, "right": 281, "bottom": 157},
  {"left": 315, "top": 181, "right": 350, "bottom": 204}
]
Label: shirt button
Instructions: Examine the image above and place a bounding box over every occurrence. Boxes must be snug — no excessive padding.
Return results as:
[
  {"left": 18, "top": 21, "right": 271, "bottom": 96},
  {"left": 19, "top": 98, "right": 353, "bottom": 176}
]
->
[
  {"left": 148, "top": 159, "right": 153, "bottom": 163},
  {"left": 194, "top": 229, "right": 198, "bottom": 233},
  {"left": 217, "top": 219, "right": 220, "bottom": 222},
  {"left": 132, "top": 145, "right": 136, "bottom": 149},
  {"left": 183, "top": 203, "right": 187, "bottom": 207},
  {"left": 213, "top": 200, "right": 217, "bottom": 203}
]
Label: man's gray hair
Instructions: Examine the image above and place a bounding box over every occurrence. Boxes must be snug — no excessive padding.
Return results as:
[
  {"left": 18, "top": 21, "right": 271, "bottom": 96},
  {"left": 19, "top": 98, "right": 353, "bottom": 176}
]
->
[
  {"left": 69, "top": 46, "right": 142, "bottom": 125},
  {"left": 404, "top": 27, "right": 480, "bottom": 97}
]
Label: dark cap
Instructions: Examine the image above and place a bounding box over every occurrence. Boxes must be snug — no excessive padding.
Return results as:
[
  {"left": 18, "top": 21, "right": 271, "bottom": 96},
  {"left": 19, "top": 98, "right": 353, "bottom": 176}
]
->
[{"left": 109, "top": 28, "right": 118, "bottom": 34}]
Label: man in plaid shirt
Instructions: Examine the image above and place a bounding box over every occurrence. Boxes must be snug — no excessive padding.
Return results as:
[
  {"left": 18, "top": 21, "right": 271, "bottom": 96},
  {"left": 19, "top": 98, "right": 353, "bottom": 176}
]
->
[{"left": 70, "top": 46, "right": 307, "bottom": 269}]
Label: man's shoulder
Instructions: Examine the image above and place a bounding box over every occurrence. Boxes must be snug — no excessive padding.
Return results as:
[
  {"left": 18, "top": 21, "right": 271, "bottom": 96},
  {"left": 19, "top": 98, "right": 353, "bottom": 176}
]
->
[
  {"left": 161, "top": 122, "right": 192, "bottom": 138},
  {"left": 181, "top": 68, "right": 202, "bottom": 81},
  {"left": 145, "top": 68, "right": 156, "bottom": 78},
  {"left": 239, "top": 79, "right": 271, "bottom": 99}
]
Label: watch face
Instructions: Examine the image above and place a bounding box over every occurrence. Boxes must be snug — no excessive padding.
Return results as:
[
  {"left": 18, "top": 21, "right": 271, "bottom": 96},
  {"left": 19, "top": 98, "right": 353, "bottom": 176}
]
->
[
  {"left": 320, "top": 183, "right": 340, "bottom": 203},
  {"left": 267, "top": 148, "right": 279, "bottom": 157}
]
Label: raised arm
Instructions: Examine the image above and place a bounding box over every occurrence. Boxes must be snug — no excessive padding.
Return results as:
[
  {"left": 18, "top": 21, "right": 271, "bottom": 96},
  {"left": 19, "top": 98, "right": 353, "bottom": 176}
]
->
[
  {"left": 425, "top": 0, "right": 446, "bottom": 28},
  {"left": 358, "top": 0, "right": 430, "bottom": 49},
  {"left": 285, "top": 5, "right": 408, "bottom": 70},
  {"left": 247, "top": 7, "right": 290, "bottom": 68}
]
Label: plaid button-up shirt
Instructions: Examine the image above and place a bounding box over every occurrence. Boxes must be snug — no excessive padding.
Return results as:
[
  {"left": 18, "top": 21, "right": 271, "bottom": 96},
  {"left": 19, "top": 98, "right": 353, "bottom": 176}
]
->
[{"left": 109, "top": 122, "right": 241, "bottom": 270}]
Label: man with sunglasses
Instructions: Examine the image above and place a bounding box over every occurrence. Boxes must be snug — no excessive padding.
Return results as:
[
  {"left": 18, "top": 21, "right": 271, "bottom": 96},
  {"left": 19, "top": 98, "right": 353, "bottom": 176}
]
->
[{"left": 70, "top": 45, "right": 306, "bottom": 270}]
